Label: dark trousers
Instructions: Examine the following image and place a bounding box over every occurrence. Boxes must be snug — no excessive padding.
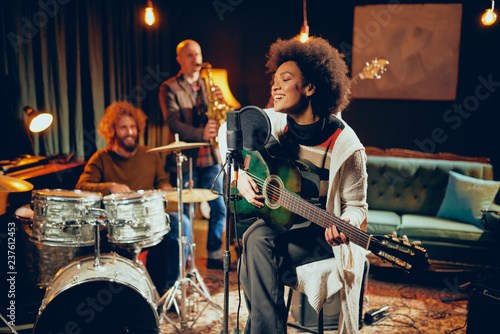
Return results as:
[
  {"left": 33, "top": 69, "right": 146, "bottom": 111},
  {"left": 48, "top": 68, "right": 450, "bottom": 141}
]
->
[
  {"left": 171, "top": 164, "right": 225, "bottom": 259},
  {"left": 240, "top": 219, "right": 334, "bottom": 334}
]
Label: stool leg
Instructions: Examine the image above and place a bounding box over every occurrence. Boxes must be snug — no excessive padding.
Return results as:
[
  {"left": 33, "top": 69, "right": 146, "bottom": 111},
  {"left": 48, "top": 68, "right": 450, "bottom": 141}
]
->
[
  {"left": 317, "top": 308, "right": 324, "bottom": 334},
  {"left": 286, "top": 288, "right": 294, "bottom": 314},
  {"left": 287, "top": 288, "right": 324, "bottom": 334}
]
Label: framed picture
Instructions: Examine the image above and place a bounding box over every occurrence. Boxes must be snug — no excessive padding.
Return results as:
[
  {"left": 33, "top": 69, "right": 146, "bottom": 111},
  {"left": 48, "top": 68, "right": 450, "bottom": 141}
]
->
[{"left": 351, "top": 3, "right": 462, "bottom": 100}]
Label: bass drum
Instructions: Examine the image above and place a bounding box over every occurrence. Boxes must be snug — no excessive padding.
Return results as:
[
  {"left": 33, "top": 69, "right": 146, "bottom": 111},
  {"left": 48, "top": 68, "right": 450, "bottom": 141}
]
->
[{"left": 33, "top": 254, "right": 160, "bottom": 334}]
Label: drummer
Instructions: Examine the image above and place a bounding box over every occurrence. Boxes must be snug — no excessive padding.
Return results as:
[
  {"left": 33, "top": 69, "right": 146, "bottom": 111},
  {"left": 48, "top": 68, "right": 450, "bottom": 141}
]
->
[{"left": 76, "top": 101, "right": 190, "bottom": 295}]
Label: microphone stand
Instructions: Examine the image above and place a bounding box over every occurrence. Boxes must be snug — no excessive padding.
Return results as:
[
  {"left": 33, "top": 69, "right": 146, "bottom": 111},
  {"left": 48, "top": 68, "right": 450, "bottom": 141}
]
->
[
  {"left": 223, "top": 152, "right": 238, "bottom": 334},
  {"left": 223, "top": 110, "right": 243, "bottom": 334}
]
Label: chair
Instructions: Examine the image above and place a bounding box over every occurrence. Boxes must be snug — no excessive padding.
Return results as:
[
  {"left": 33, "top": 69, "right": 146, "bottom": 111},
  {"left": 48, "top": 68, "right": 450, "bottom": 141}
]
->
[
  {"left": 287, "top": 259, "right": 368, "bottom": 333},
  {"left": 287, "top": 288, "right": 326, "bottom": 334}
]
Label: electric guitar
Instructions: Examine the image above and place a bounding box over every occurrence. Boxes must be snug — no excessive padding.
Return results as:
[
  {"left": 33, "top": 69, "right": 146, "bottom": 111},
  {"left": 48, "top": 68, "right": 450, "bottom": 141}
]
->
[
  {"left": 233, "top": 146, "right": 430, "bottom": 274},
  {"left": 351, "top": 58, "right": 389, "bottom": 86}
]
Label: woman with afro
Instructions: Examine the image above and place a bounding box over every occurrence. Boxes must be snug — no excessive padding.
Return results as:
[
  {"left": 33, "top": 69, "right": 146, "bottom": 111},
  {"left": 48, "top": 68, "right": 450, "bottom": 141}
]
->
[{"left": 233, "top": 36, "right": 368, "bottom": 333}]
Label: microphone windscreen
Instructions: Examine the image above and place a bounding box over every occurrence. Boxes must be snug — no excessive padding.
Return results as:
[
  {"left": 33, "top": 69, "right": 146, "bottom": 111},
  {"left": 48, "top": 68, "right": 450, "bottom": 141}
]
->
[{"left": 239, "top": 106, "right": 271, "bottom": 151}]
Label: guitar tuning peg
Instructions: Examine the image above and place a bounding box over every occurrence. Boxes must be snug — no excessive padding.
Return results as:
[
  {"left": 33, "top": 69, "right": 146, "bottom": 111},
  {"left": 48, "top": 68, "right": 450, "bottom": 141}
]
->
[{"left": 402, "top": 235, "right": 409, "bottom": 243}]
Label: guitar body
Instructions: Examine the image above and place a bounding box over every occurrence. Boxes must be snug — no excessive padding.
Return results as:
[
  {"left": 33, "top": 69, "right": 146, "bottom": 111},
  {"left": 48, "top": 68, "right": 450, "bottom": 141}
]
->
[{"left": 233, "top": 144, "right": 303, "bottom": 229}]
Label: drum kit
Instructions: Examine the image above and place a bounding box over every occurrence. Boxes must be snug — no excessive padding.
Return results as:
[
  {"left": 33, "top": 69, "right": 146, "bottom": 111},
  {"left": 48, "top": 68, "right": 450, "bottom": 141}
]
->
[{"left": 3, "top": 139, "right": 225, "bottom": 333}]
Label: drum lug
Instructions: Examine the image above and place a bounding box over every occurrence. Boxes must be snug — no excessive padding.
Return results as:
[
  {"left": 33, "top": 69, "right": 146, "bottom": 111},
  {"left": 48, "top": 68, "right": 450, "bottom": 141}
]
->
[
  {"left": 110, "top": 204, "right": 118, "bottom": 221},
  {"left": 40, "top": 203, "right": 47, "bottom": 216},
  {"left": 86, "top": 207, "right": 107, "bottom": 219}
]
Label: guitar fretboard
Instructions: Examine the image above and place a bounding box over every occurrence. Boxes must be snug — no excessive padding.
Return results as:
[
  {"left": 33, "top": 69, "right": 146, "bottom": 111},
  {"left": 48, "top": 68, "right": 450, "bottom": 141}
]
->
[{"left": 276, "top": 187, "right": 372, "bottom": 249}]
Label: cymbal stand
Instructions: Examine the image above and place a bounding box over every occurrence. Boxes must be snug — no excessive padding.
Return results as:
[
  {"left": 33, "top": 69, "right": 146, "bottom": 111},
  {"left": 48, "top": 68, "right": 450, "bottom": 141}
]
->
[
  {"left": 187, "top": 158, "right": 223, "bottom": 321},
  {"left": 158, "top": 151, "right": 223, "bottom": 332}
]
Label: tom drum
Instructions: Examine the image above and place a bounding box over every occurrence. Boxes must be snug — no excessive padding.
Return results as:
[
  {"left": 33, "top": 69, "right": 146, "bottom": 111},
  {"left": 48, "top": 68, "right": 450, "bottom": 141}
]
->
[
  {"left": 103, "top": 190, "right": 170, "bottom": 249},
  {"left": 31, "top": 189, "right": 102, "bottom": 246}
]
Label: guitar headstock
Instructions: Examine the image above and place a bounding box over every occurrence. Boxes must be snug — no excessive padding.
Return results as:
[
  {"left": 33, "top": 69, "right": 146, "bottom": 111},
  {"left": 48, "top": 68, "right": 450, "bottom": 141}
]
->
[
  {"left": 359, "top": 58, "right": 389, "bottom": 80},
  {"left": 371, "top": 233, "right": 430, "bottom": 274}
]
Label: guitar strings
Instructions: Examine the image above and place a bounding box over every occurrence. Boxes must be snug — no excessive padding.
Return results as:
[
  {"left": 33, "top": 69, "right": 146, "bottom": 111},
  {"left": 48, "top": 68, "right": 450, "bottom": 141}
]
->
[
  {"left": 242, "top": 171, "right": 424, "bottom": 271},
  {"left": 245, "top": 171, "right": 379, "bottom": 248}
]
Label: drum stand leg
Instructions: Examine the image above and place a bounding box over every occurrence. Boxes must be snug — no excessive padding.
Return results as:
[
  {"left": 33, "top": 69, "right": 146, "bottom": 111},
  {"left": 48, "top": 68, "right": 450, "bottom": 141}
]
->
[{"left": 158, "top": 153, "right": 224, "bottom": 332}]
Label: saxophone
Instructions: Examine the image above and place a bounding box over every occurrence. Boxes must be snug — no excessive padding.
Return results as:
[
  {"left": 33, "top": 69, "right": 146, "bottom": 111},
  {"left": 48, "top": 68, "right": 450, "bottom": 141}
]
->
[{"left": 202, "top": 62, "right": 231, "bottom": 163}]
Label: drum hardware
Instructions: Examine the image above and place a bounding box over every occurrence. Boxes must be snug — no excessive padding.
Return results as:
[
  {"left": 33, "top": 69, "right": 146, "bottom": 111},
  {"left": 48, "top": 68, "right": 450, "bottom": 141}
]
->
[
  {"left": 164, "top": 188, "right": 220, "bottom": 203},
  {"left": 146, "top": 137, "right": 210, "bottom": 154},
  {"left": 0, "top": 312, "right": 19, "bottom": 334},
  {"left": 0, "top": 173, "right": 33, "bottom": 216},
  {"left": 87, "top": 207, "right": 107, "bottom": 269},
  {"left": 154, "top": 140, "right": 223, "bottom": 331}
]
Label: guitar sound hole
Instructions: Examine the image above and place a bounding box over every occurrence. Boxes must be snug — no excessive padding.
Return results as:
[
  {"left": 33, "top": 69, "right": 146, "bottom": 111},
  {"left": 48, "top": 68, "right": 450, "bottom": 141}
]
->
[
  {"left": 263, "top": 174, "right": 284, "bottom": 210},
  {"left": 268, "top": 180, "right": 280, "bottom": 204}
]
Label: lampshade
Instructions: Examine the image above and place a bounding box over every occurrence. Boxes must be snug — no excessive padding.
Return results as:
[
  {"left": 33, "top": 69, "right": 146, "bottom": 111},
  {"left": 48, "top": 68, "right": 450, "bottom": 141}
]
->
[
  {"left": 201, "top": 68, "right": 241, "bottom": 109},
  {"left": 24, "top": 106, "right": 53, "bottom": 133}
]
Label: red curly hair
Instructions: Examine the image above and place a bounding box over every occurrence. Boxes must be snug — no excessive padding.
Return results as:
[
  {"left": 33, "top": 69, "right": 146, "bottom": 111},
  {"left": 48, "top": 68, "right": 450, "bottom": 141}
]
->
[{"left": 98, "top": 102, "right": 147, "bottom": 145}]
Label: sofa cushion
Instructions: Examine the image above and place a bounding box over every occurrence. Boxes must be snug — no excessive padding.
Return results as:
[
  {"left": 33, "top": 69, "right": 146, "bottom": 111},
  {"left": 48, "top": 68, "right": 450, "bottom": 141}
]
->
[
  {"left": 366, "top": 210, "right": 400, "bottom": 235},
  {"left": 437, "top": 171, "right": 500, "bottom": 227},
  {"left": 366, "top": 156, "right": 494, "bottom": 216},
  {"left": 399, "top": 214, "right": 494, "bottom": 245}
]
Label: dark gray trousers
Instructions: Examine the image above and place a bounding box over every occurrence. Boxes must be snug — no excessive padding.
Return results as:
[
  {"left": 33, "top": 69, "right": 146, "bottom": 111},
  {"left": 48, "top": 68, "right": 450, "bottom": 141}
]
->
[{"left": 240, "top": 219, "right": 334, "bottom": 334}]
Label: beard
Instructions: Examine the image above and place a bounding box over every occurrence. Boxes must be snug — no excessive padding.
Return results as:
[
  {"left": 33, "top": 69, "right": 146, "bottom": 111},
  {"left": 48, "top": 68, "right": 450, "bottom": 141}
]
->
[{"left": 117, "top": 135, "right": 138, "bottom": 152}]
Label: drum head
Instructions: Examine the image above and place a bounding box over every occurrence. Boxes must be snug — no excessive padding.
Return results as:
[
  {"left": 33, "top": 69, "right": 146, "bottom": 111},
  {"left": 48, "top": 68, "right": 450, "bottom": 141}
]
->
[
  {"left": 103, "top": 189, "right": 164, "bottom": 202},
  {"left": 33, "top": 280, "right": 158, "bottom": 334}
]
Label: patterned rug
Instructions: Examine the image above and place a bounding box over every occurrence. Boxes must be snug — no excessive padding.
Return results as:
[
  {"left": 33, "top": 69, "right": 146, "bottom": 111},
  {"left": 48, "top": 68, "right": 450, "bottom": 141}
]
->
[{"left": 157, "top": 265, "right": 471, "bottom": 334}]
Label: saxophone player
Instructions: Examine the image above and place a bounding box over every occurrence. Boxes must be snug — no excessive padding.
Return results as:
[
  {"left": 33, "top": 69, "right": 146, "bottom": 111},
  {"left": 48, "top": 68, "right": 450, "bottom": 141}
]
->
[{"left": 159, "top": 39, "right": 227, "bottom": 270}]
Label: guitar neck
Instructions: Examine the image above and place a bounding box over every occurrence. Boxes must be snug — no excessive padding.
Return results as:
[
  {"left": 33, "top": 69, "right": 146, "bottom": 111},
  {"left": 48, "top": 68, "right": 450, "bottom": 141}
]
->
[
  {"left": 277, "top": 190, "right": 372, "bottom": 250},
  {"left": 350, "top": 73, "right": 362, "bottom": 86}
]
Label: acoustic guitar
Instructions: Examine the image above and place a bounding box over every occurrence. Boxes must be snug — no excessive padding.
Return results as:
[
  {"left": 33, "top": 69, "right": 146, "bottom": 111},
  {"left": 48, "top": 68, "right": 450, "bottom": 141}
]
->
[{"left": 232, "top": 145, "right": 430, "bottom": 274}]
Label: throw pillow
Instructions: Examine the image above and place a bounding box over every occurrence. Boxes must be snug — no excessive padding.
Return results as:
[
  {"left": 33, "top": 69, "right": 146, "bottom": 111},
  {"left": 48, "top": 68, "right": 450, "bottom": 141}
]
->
[{"left": 437, "top": 171, "right": 500, "bottom": 227}]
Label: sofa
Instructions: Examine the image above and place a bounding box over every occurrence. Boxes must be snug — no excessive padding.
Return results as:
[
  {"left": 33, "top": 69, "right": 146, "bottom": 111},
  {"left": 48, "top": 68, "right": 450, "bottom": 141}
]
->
[{"left": 365, "top": 147, "right": 500, "bottom": 271}]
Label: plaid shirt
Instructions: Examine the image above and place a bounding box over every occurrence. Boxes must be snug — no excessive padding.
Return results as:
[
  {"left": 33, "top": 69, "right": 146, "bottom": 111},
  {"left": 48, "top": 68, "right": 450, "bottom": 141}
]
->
[
  {"left": 196, "top": 145, "right": 215, "bottom": 167},
  {"left": 191, "top": 82, "right": 215, "bottom": 167}
]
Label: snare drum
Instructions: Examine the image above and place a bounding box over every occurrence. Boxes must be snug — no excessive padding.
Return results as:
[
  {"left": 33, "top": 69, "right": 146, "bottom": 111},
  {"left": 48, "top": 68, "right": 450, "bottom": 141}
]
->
[
  {"left": 103, "top": 190, "right": 170, "bottom": 248},
  {"left": 31, "top": 189, "right": 102, "bottom": 246},
  {"left": 33, "top": 254, "right": 159, "bottom": 334}
]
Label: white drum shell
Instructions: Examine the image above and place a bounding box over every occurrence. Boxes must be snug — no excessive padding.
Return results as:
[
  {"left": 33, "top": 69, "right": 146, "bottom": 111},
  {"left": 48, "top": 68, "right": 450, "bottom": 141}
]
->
[
  {"left": 103, "top": 190, "right": 170, "bottom": 248},
  {"left": 34, "top": 254, "right": 159, "bottom": 333},
  {"left": 31, "top": 189, "right": 102, "bottom": 246}
]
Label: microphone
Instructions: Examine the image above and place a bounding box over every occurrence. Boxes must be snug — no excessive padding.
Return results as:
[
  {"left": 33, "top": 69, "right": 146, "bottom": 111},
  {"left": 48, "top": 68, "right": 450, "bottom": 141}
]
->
[
  {"left": 229, "top": 106, "right": 271, "bottom": 152},
  {"left": 227, "top": 110, "right": 243, "bottom": 152}
]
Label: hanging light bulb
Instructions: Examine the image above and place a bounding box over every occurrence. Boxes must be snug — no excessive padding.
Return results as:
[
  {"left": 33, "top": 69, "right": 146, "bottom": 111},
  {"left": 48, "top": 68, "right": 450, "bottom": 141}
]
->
[
  {"left": 300, "top": 24, "right": 309, "bottom": 43},
  {"left": 299, "top": 0, "right": 309, "bottom": 43},
  {"left": 482, "top": 0, "right": 497, "bottom": 26},
  {"left": 145, "top": 0, "right": 155, "bottom": 26}
]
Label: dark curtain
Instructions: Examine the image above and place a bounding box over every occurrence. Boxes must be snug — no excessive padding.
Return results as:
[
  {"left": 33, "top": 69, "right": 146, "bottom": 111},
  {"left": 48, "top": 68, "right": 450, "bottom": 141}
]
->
[{"left": 0, "top": 0, "right": 171, "bottom": 160}]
